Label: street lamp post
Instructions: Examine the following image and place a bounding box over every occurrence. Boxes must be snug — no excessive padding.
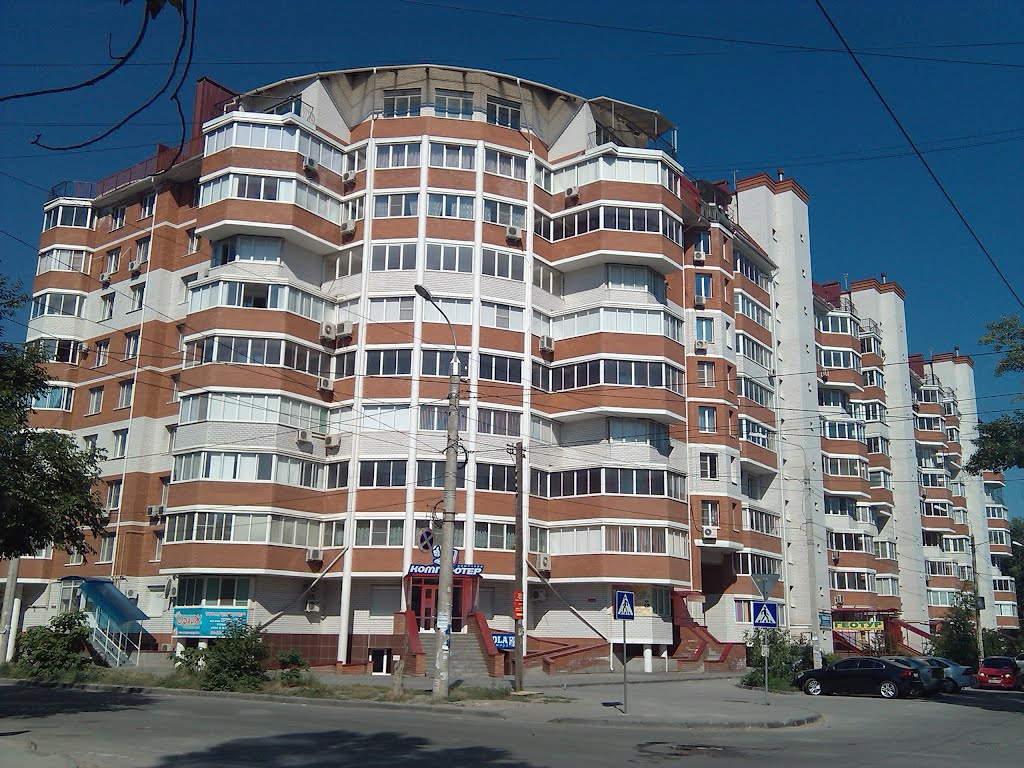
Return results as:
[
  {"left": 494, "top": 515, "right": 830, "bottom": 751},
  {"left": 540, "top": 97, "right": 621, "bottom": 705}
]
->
[{"left": 415, "top": 284, "right": 460, "bottom": 701}]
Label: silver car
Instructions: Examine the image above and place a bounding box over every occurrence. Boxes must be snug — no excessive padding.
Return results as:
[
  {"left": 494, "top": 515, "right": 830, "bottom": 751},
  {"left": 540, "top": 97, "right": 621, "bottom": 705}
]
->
[
  {"left": 923, "top": 656, "right": 975, "bottom": 693},
  {"left": 881, "top": 656, "right": 943, "bottom": 695}
]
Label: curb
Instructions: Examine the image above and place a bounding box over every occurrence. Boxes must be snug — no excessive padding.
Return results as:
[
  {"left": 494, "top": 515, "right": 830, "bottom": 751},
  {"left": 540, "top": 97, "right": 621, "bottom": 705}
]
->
[
  {"left": 527, "top": 674, "right": 743, "bottom": 690},
  {"left": 3, "top": 679, "right": 507, "bottom": 719},
  {"left": 547, "top": 711, "right": 822, "bottom": 730}
]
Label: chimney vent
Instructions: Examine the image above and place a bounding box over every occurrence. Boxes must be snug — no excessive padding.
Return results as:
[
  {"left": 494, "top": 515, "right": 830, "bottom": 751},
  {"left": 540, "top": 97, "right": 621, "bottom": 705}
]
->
[
  {"left": 776, "top": 168, "right": 785, "bottom": 181},
  {"left": 881, "top": 272, "right": 887, "bottom": 283},
  {"left": 954, "top": 345, "right": 960, "bottom": 356}
]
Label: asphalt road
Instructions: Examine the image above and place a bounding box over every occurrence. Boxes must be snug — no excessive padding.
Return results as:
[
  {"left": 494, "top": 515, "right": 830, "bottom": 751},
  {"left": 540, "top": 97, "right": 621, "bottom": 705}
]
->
[{"left": 1, "top": 683, "right": 1022, "bottom": 767}]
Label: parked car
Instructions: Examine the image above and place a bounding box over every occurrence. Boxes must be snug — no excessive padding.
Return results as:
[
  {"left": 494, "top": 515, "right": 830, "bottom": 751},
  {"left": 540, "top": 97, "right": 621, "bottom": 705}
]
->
[
  {"left": 976, "top": 657, "right": 1022, "bottom": 690},
  {"left": 794, "top": 656, "right": 920, "bottom": 699},
  {"left": 923, "top": 656, "right": 976, "bottom": 692},
  {"left": 881, "top": 656, "right": 944, "bottom": 696},
  {"left": 1015, "top": 653, "right": 1024, "bottom": 673}
]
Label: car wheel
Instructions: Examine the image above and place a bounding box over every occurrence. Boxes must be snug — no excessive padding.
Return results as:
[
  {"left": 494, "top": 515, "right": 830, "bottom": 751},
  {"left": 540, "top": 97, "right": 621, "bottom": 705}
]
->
[
  {"left": 879, "top": 681, "right": 900, "bottom": 699},
  {"left": 803, "top": 678, "right": 823, "bottom": 696},
  {"left": 941, "top": 679, "right": 956, "bottom": 693}
]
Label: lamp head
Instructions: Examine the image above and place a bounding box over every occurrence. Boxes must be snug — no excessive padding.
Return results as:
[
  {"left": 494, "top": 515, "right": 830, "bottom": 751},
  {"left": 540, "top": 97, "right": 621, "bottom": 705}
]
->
[{"left": 414, "top": 284, "right": 433, "bottom": 302}]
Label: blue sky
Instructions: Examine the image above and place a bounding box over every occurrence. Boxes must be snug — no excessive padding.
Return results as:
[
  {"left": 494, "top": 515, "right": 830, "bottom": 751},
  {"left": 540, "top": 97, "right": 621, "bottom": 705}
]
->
[{"left": 1, "top": 0, "right": 1022, "bottom": 515}]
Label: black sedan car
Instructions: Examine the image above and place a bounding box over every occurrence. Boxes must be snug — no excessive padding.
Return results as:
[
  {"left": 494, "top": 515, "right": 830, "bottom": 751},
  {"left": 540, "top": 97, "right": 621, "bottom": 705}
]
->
[{"left": 794, "top": 656, "right": 921, "bottom": 699}]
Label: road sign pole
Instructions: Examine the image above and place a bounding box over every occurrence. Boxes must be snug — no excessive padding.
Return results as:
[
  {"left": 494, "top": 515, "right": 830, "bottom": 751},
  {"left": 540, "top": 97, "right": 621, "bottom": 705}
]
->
[
  {"left": 622, "top": 618, "right": 628, "bottom": 715},
  {"left": 763, "top": 628, "right": 769, "bottom": 706}
]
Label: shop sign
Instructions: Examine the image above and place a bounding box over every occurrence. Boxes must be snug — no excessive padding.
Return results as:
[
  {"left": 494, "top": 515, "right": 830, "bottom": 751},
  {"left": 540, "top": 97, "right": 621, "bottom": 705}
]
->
[
  {"left": 492, "top": 632, "right": 515, "bottom": 650},
  {"left": 173, "top": 607, "right": 249, "bottom": 638},
  {"left": 407, "top": 563, "right": 484, "bottom": 576},
  {"left": 834, "top": 620, "right": 884, "bottom": 632}
]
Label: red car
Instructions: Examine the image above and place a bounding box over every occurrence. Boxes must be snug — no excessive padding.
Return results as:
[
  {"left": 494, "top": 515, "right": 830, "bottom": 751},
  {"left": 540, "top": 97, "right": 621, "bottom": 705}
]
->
[{"left": 976, "top": 657, "right": 1022, "bottom": 690}]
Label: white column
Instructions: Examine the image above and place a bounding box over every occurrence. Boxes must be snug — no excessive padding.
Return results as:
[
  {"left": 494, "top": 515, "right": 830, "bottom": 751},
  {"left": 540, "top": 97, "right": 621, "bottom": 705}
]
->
[
  {"left": 643, "top": 644, "right": 653, "bottom": 673},
  {"left": 4, "top": 586, "right": 22, "bottom": 662}
]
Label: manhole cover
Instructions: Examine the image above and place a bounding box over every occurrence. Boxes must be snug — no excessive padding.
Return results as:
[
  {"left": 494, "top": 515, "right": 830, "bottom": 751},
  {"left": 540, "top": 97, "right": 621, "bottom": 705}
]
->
[{"left": 633, "top": 743, "right": 741, "bottom": 762}]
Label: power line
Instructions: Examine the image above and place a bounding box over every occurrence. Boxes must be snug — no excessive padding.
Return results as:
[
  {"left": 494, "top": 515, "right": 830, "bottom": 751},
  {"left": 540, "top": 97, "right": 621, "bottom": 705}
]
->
[{"left": 813, "top": 0, "right": 1024, "bottom": 311}]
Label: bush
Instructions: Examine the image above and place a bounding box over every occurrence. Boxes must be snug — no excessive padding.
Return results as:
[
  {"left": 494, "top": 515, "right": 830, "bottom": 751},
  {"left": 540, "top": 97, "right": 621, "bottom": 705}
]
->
[
  {"left": 14, "top": 611, "right": 91, "bottom": 678},
  {"left": 201, "top": 620, "right": 270, "bottom": 692},
  {"left": 170, "top": 646, "right": 206, "bottom": 676},
  {"left": 741, "top": 628, "right": 813, "bottom": 691},
  {"left": 277, "top": 649, "right": 308, "bottom": 687}
]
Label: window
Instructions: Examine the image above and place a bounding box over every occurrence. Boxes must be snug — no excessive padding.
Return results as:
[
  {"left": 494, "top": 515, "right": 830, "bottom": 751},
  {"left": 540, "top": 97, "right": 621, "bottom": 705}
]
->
[
  {"left": 43, "top": 204, "right": 91, "bottom": 230},
  {"left": 37, "top": 248, "right": 90, "bottom": 275},
  {"left": 736, "top": 334, "right": 773, "bottom": 368},
  {"left": 533, "top": 260, "right": 564, "bottom": 296},
  {"left": 362, "top": 405, "right": 411, "bottom": 431},
  {"left": 359, "top": 459, "right": 407, "bottom": 487},
  {"left": 87, "top": 387, "right": 103, "bottom": 415},
  {"left": 828, "top": 531, "right": 873, "bottom": 552},
  {"left": 139, "top": 193, "right": 156, "bottom": 218},
  {"left": 698, "top": 406, "right": 716, "bottom": 433},
  {"left": 369, "top": 296, "right": 415, "bottom": 322},
  {"left": 604, "top": 525, "right": 668, "bottom": 554},
  {"left": 105, "top": 480, "right": 122, "bottom": 511},
  {"left": 135, "top": 237, "right": 151, "bottom": 264},
  {"left": 30, "top": 292, "right": 85, "bottom": 319},
  {"left": 695, "top": 273, "right": 713, "bottom": 298},
  {"left": 110, "top": 206, "right": 125, "bottom": 230},
  {"left": 482, "top": 248, "right": 525, "bottom": 281},
  {"left": 421, "top": 350, "right": 470, "bottom": 378},
  {"left": 375, "top": 142, "right": 421, "bottom": 169},
  {"left": 373, "top": 193, "right": 419, "bottom": 218},
  {"left": 993, "top": 578, "right": 1015, "bottom": 593},
  {"left": 366, "top": 349, "right": 413, "bottom": 376},
  {"left": 211, "top": 236, "right": 282, "bottom": 266},
  {"left": 117, "top": 380, "right": 134, "bottom": 409},
  {"left": 876, "top": 577, "right": 900, "bottom": 596},
  {"left": 419, "top": 404, "right": 469, "bottom": 432},
  {"left": 355, "top": 519, "right": 405, "bottom": 546},
  {"left": 429, "top": 142, "right": 475, "bottom": 169},
  {"left": 875, "top": 540, "right": 898, "bottom": 560},
  {"left": 121, "top": 331, "right": 139, "bottom": 360},
  {"left": 744, "top": 507, "right": 780, "bottom": 536},
  {"left": 823, "top": 455, "right": 868, "bottom": 478},
  {"left": 480, "top": 301, "right": 525, "bottom": 331},
  {"left": 483, "top": 199, "right": 526, "bottom": 228},
  {"left": 695, "top": 317, "right": 714, "bottom": 342},
  {"left": 31, "top": 338, "right": 82, "bottom": 365},
  {"left": 97, "top": 535, "right": 115, "bottom": 563},
  {"left": 416, "top": 460, "right": 467, "bottom": 488},
  {"left": 434, "top": 89, "right": 473, "bottom": 119},
  {"left": 476, "top": 463, "right": 516, "bottom": 492},
  {"left": 112, "top": 429, "right": 128, "bottom": 459},
  {"left": 737, "top": 377, "right": 774, "bottom": 408},
  {"left": 484, "top": 149, "right": 527, "bottom": 180},
  {"left": 990, "top": 529, "right": 1011, "bottom": 547},
  {"left": 818, "top": 347, "right": 863, "bottom": 371},
  {"left": 427, "top": 193, "right": 474, "bottom": 219},
  {"left": 486, "top": 96, "right": 521, "bottom": 129},
  {"left": 101, "top": 293, "right": 115, "bottom": 320},
  {"left": 867, "top": 436, "right": 890, "bottom": 455},
  {"left": 734, "top": 552, "right": 782, "bottom": 575},
  {"left": 820, "top": 420, "right": 865, "bottom": 442},
  {"left": 697, "top": 452, "right": 718, "bottom": 480},
  {"left": 608, "top": 417, "right": 668, "bottom": 452},
  {"left": 126, "top": 283, "right": 145, "bottom": 313},
  {"left": 829, "top": 570, "right": 876, "bottom": 591},
  {"left": 697, "top": 361, "right": 715, "bottom": 387},
  {"left": 740, "top": 419, "right": 775, "bottom": 450},
  {"left": 736, "top": 292, "right": 771, "bottom": 329},
  {"left": 176, "top": 576, "right": 250, "bottom": 608},
  {"left": 83, "top": 434, "right": 98, "bottom": 453},
  {"left": 477, "top": 408, "right": 521, "bottom": 436},
  {"left": 31, "top": 386, "right": 73, "bottom": 411},
  {"left": 607, "top": 264, "right": 665, "bottom": 301},
  {"left": 478, "top": 353, "right": 522, "bottom": 383},
  {"left": 426, "top": 242, "right": 473, "bottom": 273},
  {"left": 383, "top": 88, "right": 421, "bottom": 118}
]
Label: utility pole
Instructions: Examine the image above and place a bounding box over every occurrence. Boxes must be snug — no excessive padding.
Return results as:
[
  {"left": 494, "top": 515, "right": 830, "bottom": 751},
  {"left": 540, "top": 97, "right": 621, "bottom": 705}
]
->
[
  {"left": 416, "top": 284, "right": 461, "bottom": 701},
  {"left": 970, "top": 533, "right": 985, "bottom": 661},
  {"left": 0, "top": 558, "right": 20, "bottom": 662},
  {"left": 510, "top": 441, "right": 525, "bottom": 691}
]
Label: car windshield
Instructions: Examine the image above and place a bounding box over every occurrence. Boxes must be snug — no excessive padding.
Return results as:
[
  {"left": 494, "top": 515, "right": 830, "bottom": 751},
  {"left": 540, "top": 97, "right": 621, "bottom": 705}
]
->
[{"left": 983, "top": 658, "right": 1013, "bottom": 668}]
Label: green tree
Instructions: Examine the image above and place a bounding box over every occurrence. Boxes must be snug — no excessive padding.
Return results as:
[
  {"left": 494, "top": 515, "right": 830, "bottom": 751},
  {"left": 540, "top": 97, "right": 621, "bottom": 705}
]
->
[
  {"left": 14, "top": 611, "right": 91, "bottom": 678},
  {"left": 1003, "top": 517, "right": 1024, "bottom": 624},
  {"left": 928, "top": 588, "right": 979, "bottom": 668},
  {"left": 965, "top": 315, "right": 1024, "bottom": 474},
  {"left": 741, "top": 628, "right": 814, "bottom": 691},
  {"left": 201, "top": 620, "right": 270, "bottom": 692},
  {"left": 0, "top": 277, "right": 106, "bottom": 559}
]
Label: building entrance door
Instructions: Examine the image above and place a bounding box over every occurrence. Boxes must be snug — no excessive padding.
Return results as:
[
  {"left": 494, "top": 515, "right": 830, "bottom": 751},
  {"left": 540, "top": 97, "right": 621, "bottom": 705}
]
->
[
  {"left": 408, "top": 577, "right": 475, "bottom": 631},
  {"left": 411, "top": 580, "right": 437, "bottom": 630}
]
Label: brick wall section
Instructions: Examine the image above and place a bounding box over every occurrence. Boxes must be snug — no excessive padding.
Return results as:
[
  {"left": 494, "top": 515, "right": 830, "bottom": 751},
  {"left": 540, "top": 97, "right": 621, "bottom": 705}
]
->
[{"left": 468, "top": 612, "right": 506, "bottom": 678}]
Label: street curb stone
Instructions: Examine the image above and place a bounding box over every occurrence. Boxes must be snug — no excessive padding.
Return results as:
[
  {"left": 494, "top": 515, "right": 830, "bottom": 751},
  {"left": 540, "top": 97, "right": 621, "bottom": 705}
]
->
[
  {"left": 527, "top": 673, "right": 744, "bottom": 689},
  {"left": 547, "top": 712, "right": 822, "bottom": 729},
  {"left": 2, "top": 679, "right": 507, "bottom": 719}
]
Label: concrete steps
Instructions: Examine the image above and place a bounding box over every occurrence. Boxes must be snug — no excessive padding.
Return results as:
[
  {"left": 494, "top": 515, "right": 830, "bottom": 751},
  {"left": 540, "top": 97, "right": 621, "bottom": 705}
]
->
[{"left": 419, "top": 631, "right": 492, "bottom": 681}]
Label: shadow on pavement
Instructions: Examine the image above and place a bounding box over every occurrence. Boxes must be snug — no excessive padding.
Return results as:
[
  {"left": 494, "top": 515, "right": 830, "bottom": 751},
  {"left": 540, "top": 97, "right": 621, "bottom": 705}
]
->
[
  {"left": 0, "top": 685, "right": 155, "bottom": 720},
  {"left": 151, "top": 729, "right": 540, "bottom": 768},
  {"left": 927, "top": 688, "right": 1024, "bottom": 714}
]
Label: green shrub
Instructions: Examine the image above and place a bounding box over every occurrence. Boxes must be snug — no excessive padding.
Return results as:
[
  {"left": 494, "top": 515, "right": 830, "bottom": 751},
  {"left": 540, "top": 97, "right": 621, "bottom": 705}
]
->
[
  {"left": 170, "top": 646, "right": 206, "bottom": 676},
  {"left": 200, "top": 620, "right": 270, "bottom": 692},
  {"left": 741, "top": 628, "right": 813, "bottom": 691},
  {"left": 14, "top": 611, "right": 91, "bottom": 678}
]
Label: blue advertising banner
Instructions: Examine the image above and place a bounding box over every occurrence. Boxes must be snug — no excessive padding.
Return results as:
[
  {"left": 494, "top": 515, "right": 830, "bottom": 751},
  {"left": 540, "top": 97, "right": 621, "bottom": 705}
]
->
[
  {"left": 492, "top": 632, "right": 515, "bottom": 650},
  {"left": 172, "top": 607, "right": 249, "bottom": 638}
]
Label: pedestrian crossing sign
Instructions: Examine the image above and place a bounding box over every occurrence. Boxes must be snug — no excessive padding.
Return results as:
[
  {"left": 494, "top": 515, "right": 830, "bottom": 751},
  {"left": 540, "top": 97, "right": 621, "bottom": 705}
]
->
[
  {"left": 752, "top": 601, "right": 778, "bottom": 628},
  {"left": 614, "top": 590, "right": 635, "bottom": 621}
]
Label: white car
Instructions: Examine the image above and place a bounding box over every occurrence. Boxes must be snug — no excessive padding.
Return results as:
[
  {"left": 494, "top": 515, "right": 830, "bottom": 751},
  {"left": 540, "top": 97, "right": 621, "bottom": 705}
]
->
[{"left": 1015, "top": 653, "right": 1024, "bottom": 673}]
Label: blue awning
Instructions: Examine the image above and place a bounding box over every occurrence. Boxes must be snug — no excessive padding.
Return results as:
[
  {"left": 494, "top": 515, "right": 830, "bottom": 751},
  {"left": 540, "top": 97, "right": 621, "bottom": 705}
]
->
[{"left": 69, "top": 578, "right": 149, "bottom": 628}]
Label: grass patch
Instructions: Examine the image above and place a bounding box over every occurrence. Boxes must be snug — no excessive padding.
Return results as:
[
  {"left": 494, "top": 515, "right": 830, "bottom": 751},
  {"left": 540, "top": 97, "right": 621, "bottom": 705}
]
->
[
  {"left": 446, "top": 684, "right": 512, "bottom": 702},
  {"left": 738, "top": 675, "right": 798, "bottom": 694}
]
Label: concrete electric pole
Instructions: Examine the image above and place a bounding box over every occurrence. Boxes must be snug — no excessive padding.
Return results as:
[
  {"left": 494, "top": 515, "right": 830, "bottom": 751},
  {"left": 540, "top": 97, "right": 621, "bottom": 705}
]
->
[{"left": 510, "top": 441, "right": 525, "bottom": 691}]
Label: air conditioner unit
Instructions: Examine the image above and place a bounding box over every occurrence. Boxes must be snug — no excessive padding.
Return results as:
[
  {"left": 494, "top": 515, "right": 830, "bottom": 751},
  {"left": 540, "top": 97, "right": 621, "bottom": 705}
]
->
[
  {"left": 539, "top": 335, "right": 554, "bottom": 352},
  {"left": 564, "top": 185, "right": 580, "bottom": 200},
  {"left": 337, "top": 320, "right": 354, "bottom": 338},
  {"left": 530, "top": 588, "right": 548, "bottom": 602},
  {"left": 99, "top": 272, "right": 111, "bottom": 285},
  {"left": 693, "top": 251, "right": 707, "bottom": 263},
  {"left": 146, "top": 504, "right": 165, "bottom": 518},
  {"left": 306, "top": 547, "right": 324, "bottom": 562},
  {"left": 340, "top": 217, "right": 356, "bottom": 235},
  {"left": 317, "top": 377, "right": 333, "bottom": 392},
  {"left": 128, "top": 259, "right": 140, "bottom": 273},
  {"left": 164, "top": 578, "right": 178, "bottom": 599},
  {"left": 100, "top": 509, "right": 111, "bottom": 520},
  {"left": 818, "top": 369, "right": 828, "bottom": 383},
  {"left": 834, "top": 594, "right": 844, "bottom": 606},
  {"left": 879, "top": 349, "right": 887, "bottom": 360},
  {"left": 341, "top": 169, "right": 356, "bottom": 184},
  {"left": 302, "top": 156, "right": 318, "bottom": 172},
  {"left": 505, "top": 224, "right": 523, "bottom": 242},
  {"left": 324, "top": 433, "right": 342, "bottom": 449},
  {"left": 304, "top": 599, "right": 321, "bottom": 613},
  {"left": 693, "top": 294, "right": 706, "bottom": 308},
  {"left": 702, "top": 525, "right": 719, "bottom": 540},
  {"left": 537, "top": 553, "right": 552, "bottom": 572},
  {"left": 296, "top": 428, "right": 313, "bottom": 444},
  {"left": 320, "top": 322, "right": 337, "bottom": 340},
  {"left": 125, "top": 587, "right": 139, "bottom": 600},
  {"left": 694, "top": 340, "right": 709, "bottom": 352}
]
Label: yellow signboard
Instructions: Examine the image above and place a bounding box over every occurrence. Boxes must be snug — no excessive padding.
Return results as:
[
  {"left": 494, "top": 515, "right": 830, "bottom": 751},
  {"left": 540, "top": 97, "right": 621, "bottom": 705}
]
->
[{"left": 834, "top": 620, "right": 884, "bottom": 632}]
